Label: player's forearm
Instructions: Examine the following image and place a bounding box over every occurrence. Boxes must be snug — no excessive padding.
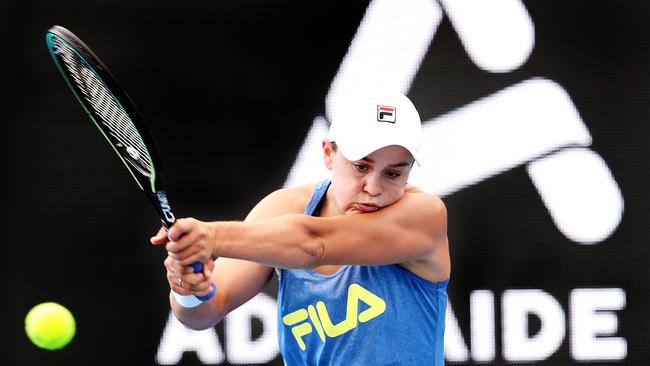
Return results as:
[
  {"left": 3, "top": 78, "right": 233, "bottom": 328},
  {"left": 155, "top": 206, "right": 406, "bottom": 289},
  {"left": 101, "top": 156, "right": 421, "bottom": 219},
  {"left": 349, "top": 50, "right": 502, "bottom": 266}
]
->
[{"left": 211, "top": 214, "right": 324, "bottom": 268}]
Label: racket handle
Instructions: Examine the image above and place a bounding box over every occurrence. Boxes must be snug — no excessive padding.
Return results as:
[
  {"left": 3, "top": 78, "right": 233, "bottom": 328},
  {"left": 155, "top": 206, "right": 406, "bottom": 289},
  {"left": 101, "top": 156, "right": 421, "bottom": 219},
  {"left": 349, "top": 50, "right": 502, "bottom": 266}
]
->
[{"left": 191, "top": 261, "right": 204, "bottom": 273}]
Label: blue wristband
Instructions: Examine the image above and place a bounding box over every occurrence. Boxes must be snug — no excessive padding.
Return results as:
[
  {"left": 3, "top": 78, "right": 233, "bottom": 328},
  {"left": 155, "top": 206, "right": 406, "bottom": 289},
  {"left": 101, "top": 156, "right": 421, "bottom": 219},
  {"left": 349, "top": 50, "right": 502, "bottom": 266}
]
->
[{"left": 172, "top": 283, "right": 217, "bottom": 308}]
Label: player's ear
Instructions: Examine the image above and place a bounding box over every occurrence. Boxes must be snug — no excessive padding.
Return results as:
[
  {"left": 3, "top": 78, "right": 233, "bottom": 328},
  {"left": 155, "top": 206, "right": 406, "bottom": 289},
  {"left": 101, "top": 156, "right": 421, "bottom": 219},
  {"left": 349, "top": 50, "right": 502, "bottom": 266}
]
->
[{"left": 322, "top": 138, "right": 334, "bottom": 170}]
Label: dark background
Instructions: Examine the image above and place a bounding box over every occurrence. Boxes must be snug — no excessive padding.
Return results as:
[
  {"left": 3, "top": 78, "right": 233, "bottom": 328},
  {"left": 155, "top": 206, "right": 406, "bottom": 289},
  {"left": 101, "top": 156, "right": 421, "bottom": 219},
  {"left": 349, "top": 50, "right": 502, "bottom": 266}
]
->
[{"left": 2, "top": 1, "right": 649, "bottom": 365}]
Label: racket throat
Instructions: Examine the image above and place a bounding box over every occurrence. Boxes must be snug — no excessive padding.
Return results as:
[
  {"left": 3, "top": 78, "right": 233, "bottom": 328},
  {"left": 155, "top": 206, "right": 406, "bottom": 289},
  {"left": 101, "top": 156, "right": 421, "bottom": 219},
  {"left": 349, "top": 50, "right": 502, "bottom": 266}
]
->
[{"left": 151, "top": 190, "right": 175, "bottom": 227}]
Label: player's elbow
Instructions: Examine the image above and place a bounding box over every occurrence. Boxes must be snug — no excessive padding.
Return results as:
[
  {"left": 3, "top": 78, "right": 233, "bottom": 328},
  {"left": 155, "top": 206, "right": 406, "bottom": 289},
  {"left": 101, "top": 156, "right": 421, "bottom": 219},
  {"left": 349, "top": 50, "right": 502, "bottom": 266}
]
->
[
  {"left": 298, "top": 232, "right": 325, "bottom": 268},
  {"left": 174, "top": 311, "right": 223, "bottom": 331},
  {"left": 171, "top": 295, "right": 225, "bottom": 330},
  {"left": 301, "top": 235, "right": 326, "bottom": 268},
  {"left": 288, "top": 215, "right": 326, "bottom": 268}
]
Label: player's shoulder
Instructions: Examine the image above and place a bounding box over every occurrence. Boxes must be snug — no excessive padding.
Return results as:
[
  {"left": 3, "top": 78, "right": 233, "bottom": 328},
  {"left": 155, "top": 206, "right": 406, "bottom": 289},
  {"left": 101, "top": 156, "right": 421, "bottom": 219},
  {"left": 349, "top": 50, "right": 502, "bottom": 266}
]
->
[
  {"left": 400, "top": 185, "right": 448, "bottom": 234},
  {"left": 399, "top": 185, "right": 447, "bottom": 226},
  {"left": 263, "top": 183, "right": 314, "bottom": 209},
  {"left": 403, "top": 184, "right": 446, "bottom": 212},
  {"left": 245, "top": 182, "right": 316, "bottom": 220}
]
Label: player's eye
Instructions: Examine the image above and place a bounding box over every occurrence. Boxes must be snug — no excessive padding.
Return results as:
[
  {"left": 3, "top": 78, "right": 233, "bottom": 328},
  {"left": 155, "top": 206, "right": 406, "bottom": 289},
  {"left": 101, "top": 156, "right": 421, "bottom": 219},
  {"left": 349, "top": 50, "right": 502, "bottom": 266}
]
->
[
  {"left": 385, "top": 171, "right": 401, "bottom": 178},
  {"left": 354, "top": 164, "right": 368, "bottom": 172}
]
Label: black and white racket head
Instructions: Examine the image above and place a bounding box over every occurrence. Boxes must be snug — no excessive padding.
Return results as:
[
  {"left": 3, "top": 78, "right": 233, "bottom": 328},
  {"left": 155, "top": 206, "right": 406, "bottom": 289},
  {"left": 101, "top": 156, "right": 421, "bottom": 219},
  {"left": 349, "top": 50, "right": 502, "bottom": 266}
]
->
[
  {"left": 46, "top": 26, "right": 163, "bottom": 191},
  {"left": 46, "top": 25, "right": 174, "bottom": 226}
]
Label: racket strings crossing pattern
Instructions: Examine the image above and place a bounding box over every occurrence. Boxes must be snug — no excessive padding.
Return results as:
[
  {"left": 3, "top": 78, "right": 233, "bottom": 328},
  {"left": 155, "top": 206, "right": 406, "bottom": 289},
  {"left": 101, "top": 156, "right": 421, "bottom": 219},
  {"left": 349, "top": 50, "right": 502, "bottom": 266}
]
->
[{"left": 52, "top": 37, "right": 154, "bottom": 178}]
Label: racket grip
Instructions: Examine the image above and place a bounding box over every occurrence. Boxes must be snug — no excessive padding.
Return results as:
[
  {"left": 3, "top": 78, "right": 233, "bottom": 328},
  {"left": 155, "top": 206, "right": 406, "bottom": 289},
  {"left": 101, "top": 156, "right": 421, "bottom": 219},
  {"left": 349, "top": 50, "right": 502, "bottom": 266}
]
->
[{"left": 191, "top": 261, "right": 203, "bottom": 273}]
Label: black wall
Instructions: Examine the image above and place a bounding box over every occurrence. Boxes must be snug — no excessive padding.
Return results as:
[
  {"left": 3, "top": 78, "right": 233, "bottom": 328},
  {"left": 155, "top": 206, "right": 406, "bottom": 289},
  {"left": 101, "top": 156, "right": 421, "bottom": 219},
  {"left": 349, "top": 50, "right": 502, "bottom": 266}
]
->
[{"left": 3, "top": 1, "right": 649, "bottom": 365}]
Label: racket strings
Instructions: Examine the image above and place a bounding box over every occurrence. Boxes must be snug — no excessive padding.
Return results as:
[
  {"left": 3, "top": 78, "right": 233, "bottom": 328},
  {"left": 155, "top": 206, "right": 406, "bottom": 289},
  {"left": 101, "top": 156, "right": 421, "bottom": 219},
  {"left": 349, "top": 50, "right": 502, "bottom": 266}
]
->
[{"left": 52, "top": 38, "right": 154, "bottom": 177}]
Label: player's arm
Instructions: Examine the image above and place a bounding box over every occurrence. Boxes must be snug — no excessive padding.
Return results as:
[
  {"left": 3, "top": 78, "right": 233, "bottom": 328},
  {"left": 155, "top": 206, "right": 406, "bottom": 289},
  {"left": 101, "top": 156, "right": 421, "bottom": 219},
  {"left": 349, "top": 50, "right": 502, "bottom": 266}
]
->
[
  {"left": 155, "top": 187, "right": 308, "bottom": 330},
  {"left": 317, "top": 191, "right": 445, "bottom": 264},
  {"left": 221, "top": 191, "right": 445, "bottom": 266},
  {"left": 167, "top": 189, "right": 446, "bottom": 273}
]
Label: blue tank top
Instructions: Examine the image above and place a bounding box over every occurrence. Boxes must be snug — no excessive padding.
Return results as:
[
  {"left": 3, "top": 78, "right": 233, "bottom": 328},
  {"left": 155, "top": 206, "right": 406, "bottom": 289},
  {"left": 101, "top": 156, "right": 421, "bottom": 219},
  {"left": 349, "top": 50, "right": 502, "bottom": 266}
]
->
[{"left": 277, "top": 180, "right": 449, "bottom": 365}]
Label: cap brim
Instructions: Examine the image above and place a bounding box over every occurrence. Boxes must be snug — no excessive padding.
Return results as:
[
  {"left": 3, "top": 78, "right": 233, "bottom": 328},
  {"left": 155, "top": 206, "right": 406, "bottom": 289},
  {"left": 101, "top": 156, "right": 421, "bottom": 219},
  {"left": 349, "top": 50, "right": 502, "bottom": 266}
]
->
[{"left": 335, "top": 134, "right": 421, "bottom": 167}]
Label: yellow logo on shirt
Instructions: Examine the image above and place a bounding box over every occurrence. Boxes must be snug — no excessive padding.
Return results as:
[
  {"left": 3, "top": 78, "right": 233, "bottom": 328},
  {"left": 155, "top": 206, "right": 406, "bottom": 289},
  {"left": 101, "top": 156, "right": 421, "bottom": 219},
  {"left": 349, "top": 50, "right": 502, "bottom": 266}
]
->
[{"left": 282, "top": 283, "right": 387, "bottom": 351}]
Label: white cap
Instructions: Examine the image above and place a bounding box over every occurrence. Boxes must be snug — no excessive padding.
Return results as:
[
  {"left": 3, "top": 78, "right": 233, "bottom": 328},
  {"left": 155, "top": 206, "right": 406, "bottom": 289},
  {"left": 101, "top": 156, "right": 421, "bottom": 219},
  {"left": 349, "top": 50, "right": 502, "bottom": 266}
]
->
[{"left": 327, "top": 90, "right": 422, "bottom": 165}]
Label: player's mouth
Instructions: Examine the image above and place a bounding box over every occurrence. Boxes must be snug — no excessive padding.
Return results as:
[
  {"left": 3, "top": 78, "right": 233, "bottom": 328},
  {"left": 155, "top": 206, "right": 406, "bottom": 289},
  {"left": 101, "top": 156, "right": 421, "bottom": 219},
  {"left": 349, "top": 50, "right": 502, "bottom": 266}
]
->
[{"left": 355, "top": 202, "right": 379, "bottom": 212}]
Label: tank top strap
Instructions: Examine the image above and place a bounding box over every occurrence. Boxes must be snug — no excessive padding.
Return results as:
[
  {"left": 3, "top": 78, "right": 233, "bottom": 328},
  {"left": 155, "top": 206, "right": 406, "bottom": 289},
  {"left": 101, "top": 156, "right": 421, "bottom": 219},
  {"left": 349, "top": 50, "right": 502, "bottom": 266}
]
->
[{"left": 303, "top": 179, "right": 331, "bottom": 216}]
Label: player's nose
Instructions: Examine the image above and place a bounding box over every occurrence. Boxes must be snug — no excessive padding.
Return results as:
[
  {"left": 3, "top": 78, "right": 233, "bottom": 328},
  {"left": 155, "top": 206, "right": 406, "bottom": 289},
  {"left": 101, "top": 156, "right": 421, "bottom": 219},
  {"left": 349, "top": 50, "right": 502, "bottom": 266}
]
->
[{"left": 362, "top": 174, "right": 382, "bottom": 197}]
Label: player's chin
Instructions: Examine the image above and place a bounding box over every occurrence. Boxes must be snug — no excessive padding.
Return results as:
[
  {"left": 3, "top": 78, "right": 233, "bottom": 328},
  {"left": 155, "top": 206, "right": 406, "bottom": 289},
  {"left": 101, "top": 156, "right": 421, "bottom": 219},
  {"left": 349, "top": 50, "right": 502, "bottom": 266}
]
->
[
  {"left": 345, "top": 208, "right": 364, "bottom": 215},
  {"left": 346, "top": 207, "right": 379, "bottom": 215}
]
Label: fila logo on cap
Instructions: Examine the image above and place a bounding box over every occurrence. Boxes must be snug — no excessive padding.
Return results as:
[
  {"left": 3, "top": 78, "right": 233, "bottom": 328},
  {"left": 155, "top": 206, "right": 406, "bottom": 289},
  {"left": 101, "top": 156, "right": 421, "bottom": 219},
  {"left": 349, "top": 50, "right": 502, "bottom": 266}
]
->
[{"left": 377, "top": 105, "right": 396, "bottom": 123}]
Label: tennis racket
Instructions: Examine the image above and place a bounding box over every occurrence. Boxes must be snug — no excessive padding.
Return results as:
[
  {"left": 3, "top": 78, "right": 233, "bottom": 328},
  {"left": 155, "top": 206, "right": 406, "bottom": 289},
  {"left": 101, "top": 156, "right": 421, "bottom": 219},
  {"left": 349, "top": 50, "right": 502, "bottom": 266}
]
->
[{"left": 45, "top": 25, "right": 216, "bottom": 304}]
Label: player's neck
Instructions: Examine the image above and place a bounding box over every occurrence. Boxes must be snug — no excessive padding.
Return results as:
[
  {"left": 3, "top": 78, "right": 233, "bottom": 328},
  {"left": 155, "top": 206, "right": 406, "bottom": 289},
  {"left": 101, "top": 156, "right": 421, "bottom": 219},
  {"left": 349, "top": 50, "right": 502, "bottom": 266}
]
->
[{"left": 318, "top": 188, "right": 343, "bottom": 217}]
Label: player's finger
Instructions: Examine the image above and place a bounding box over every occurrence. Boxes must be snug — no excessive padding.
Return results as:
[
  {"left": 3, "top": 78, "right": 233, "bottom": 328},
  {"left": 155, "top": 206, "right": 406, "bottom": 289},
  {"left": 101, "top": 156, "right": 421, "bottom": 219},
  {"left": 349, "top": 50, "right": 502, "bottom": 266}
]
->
[
  {"left": 165, "top": 256, "right": 181, "bottom": 273},
  {"left": 167, "top": 242, "right": 200, "bottom": 262},
  {"left": 167, "top": 236, "right": 207, "bottom": 262},
  {"left": 166, "top": 272, "right": 191, "bottom": 295},
  {"left": 164, "top": 255, "right": 174, "bottom": 269},
  {"left": 176, "top": 251, "right": 209, "bottom": 267},
  {"left": 179, "top": 265, "right": 197, "bottom": 274},
  {"left": 165, "top": 258, "right": 196, "bottom": 284},
  {"left": 180, "top": 272, "right": 205, "bottom": 286},
  {"left": 191, "top": 280, "right": 213, "bottom": 297},
  {"left": 165, "top": 234, "right": 197, "bottom": 254},
  {"left": 166, "top": 226, "right": 207, "bottom": 254},
  {"left": 166, "top": 218, "right": 195, "bottom": 242},
  {"left": 194, "top": 287, "right": 213, "bottom": 298},
  {"left": 170, "top": 282, "right": 192, "bottom": 295},
  {"left": 203, "top": 260, "right": 214, "bottom": 280},
  {"left": 150, "top": 226, "right": 169, "bottom": 245}
]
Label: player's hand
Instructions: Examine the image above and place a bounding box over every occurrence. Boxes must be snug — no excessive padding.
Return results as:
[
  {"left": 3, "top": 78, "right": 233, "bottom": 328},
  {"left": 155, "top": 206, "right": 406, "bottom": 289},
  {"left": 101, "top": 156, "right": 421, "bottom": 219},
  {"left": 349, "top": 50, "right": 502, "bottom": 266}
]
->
[
  {"left": 164, "top": 255, "right": 215, "bottom": 296},
  {"left": 160, "top": 218, "right": 215, "bottom": 267}
]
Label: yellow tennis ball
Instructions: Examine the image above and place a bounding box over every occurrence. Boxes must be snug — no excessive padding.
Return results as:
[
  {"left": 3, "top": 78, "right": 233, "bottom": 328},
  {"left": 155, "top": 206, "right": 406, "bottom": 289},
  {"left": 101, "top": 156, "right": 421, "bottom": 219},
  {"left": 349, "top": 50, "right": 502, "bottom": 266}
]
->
[{"left": 25, "top": 302, "right": 76, "bottom": 350}]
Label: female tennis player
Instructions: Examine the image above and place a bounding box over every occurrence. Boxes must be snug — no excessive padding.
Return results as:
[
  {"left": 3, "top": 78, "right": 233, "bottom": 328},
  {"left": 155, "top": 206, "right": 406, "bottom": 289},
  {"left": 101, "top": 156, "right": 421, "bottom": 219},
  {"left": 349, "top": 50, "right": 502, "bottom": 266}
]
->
[{"left": 151, "top": 90, "right": 450, "bottom": 365}]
